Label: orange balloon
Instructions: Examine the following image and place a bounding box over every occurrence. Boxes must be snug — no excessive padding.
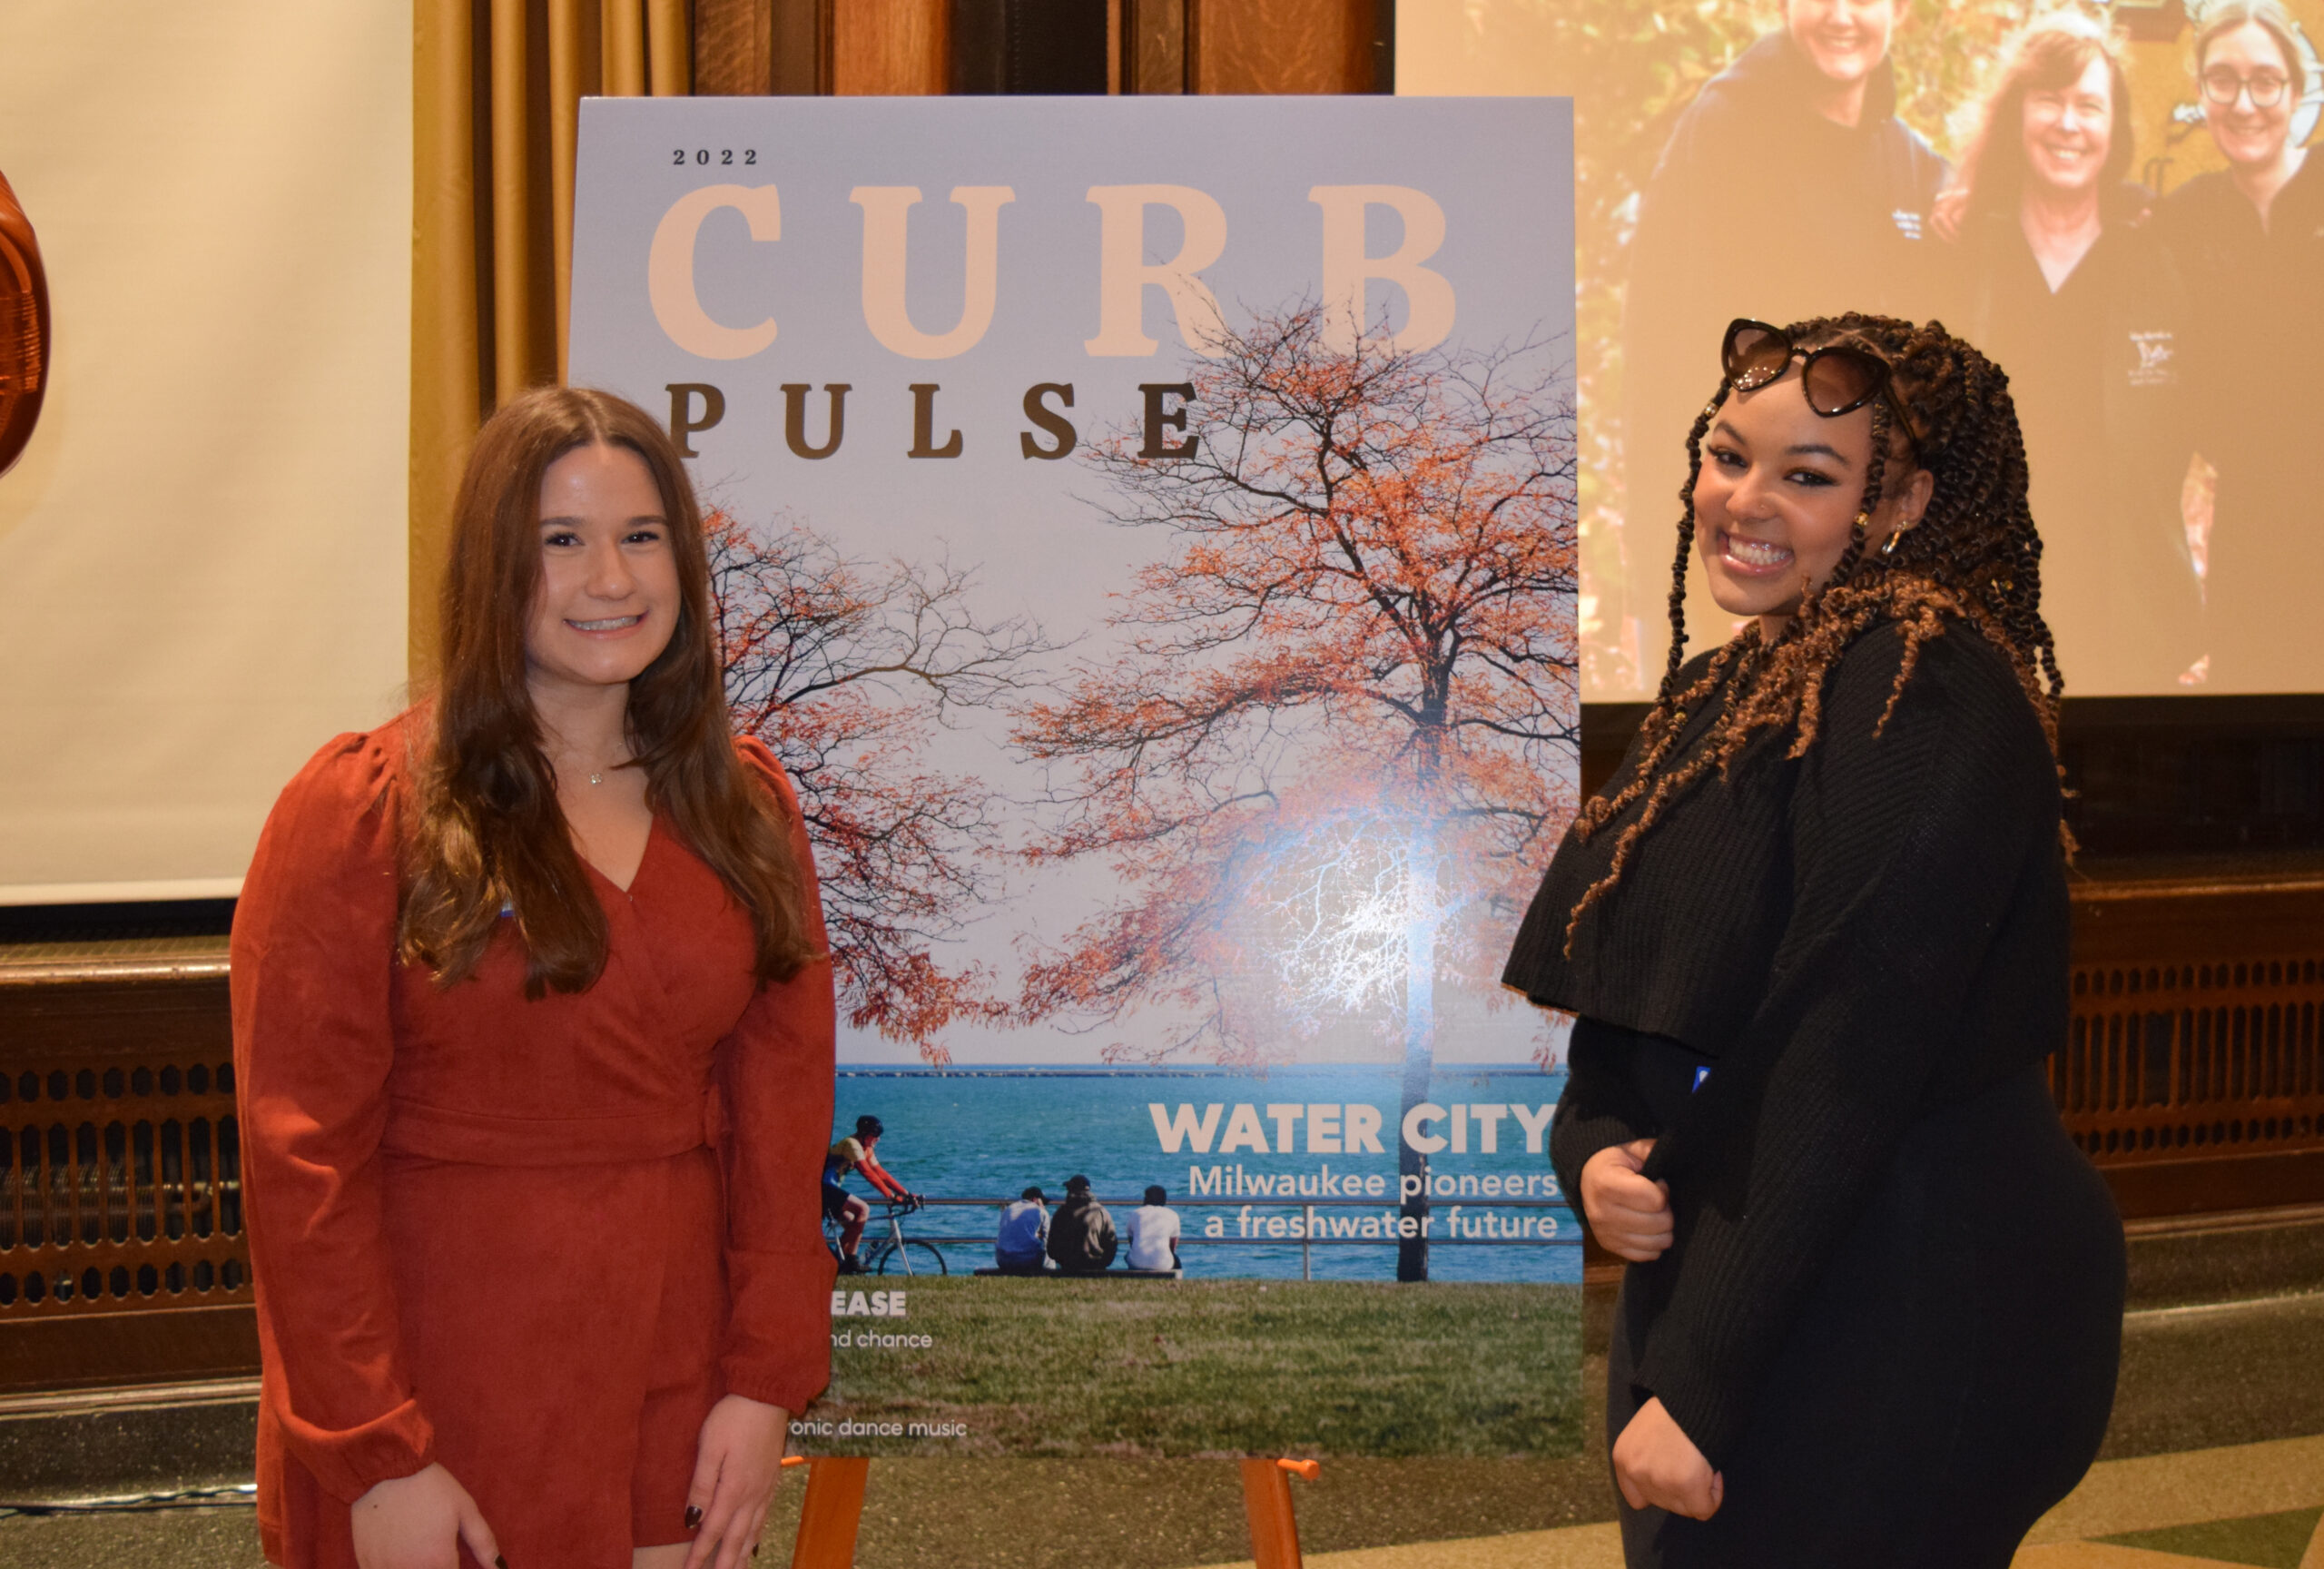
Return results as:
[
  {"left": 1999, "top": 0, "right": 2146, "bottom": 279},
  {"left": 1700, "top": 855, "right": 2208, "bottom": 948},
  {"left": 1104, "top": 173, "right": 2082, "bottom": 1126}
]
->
[{"left": 0, "top": 169, "right": 51, "bottom": 479}]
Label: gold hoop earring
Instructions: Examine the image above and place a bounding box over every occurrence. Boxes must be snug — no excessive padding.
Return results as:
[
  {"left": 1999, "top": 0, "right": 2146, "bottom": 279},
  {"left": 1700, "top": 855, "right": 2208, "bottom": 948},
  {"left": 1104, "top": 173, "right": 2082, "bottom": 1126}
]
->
[{"left": 1880, "top": 523, "right": 1911, "bottom": 558}]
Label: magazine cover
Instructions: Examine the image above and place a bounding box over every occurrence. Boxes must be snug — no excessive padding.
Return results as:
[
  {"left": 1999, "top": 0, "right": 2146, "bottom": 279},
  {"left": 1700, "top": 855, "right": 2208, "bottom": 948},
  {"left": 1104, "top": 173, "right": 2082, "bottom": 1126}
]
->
[{"left": 569, "top": 93, "right": 1581, "bottom": 1458}]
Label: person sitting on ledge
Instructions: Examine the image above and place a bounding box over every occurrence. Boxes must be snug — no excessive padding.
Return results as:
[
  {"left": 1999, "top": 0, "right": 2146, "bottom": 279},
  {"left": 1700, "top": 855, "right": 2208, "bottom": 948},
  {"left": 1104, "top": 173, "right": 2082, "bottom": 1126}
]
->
[
  {"left": 1123, "top": 1184, "right": 1182, "bottom": 1273},
  {"left": 994, "top": 1185, "right": 1049, "bottom": 1274},
  {"left": 1046, "top": 1174, "right": 1118, "bottom": 1273}
]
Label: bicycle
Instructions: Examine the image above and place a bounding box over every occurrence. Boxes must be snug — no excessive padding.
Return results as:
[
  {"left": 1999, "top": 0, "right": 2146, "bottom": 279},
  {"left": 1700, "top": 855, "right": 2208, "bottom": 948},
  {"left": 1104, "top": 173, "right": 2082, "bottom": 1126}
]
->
[{"left": 826, "top": 1197, "right": 949, "bottom": 1277}]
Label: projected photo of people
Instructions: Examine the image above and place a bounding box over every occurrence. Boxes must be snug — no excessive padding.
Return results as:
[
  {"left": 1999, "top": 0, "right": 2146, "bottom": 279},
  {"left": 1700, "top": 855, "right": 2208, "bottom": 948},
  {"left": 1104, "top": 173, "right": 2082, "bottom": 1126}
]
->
[{"left": 1401, "top": 0, "right": 2324, "bottom": 697}]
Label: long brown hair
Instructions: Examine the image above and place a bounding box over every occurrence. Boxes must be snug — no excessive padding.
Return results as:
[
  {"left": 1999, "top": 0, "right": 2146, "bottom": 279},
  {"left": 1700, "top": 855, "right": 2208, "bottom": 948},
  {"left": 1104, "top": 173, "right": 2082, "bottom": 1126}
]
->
[
  {"left": 399, "top": 386, "right": 820, "bottom": 995},
  {"left": 1951, "top": 11, "right": 2136, "bottom": 219},
  {"left": 1563, "top": 315, "right": 2066, "bottom": 951}
]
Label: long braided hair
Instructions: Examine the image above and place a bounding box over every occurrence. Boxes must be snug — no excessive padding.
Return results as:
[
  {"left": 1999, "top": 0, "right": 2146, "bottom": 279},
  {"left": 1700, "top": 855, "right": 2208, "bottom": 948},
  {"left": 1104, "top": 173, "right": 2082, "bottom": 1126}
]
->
[{"left": 1562, "top": 313, "right": 2065, "bottom": 952}]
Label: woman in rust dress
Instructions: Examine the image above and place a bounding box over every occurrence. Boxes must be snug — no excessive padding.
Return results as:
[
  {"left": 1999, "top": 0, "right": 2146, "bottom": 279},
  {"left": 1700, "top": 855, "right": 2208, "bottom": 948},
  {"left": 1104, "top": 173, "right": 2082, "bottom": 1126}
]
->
[{"left": 231, "top": 387, "right": 836, "bottom": 1569}]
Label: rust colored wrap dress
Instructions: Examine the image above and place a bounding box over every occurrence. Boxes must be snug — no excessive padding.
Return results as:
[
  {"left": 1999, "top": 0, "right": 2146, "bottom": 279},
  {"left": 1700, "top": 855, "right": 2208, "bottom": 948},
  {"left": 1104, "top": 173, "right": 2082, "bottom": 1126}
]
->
[{"left": 229, "top": 715, "right": 838, "bottom": 1569}]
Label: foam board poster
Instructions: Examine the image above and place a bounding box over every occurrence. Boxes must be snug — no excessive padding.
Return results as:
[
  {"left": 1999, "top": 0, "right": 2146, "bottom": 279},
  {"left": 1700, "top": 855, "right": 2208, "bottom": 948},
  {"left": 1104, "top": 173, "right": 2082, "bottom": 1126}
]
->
[{"left": 571, "top": 94, "right": 1582, "bottom": 1458}]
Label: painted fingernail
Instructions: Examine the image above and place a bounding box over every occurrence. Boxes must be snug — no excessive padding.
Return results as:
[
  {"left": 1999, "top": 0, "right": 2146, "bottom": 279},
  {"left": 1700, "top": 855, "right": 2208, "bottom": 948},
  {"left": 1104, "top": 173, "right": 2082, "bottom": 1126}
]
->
[
  {"left": 496, "top": 1558, "right": 508, "bottom": 1569},
  {"left": 685, "top": 1505, "right": 704, "bottom": 1529}
]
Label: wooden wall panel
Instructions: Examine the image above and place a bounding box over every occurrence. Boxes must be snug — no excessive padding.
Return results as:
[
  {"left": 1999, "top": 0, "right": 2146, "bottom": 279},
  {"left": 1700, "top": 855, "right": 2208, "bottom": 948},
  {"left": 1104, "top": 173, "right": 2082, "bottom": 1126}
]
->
[
  {"left": 769, "top": 0, "right": 822, "bottom": 94},
  {"left": 3, "top": 1307, "right": 258, "bottom": 1395},
  {"left": 695, "top": 0, "right": 774, "bottom": 94},
  {"left": 1191, "top": 0, "right": 1372, "bottom": 95},
  {"left": 833, "top": 0, "right": 948, "bottom": 94},
  {"left": 1126, "top": 0, "right": 1187, "bottom": 94}
]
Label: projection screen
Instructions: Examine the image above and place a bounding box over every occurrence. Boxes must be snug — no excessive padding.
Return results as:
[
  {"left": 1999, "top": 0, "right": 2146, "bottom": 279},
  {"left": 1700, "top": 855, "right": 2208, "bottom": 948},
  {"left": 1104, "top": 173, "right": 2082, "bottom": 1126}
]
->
[
  {"left": 0, "top": 2, "right": 412, "bottom": 903},
  {"left": 1403, "top": 0, "right": 2324, "bottom": 700}
]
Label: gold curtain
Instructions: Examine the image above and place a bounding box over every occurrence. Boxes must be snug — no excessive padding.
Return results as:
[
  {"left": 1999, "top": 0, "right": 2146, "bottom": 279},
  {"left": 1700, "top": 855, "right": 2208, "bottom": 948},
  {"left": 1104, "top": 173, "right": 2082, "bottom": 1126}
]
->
[{"left": 407, "top": 0, "right": 699, "bottom": 680}]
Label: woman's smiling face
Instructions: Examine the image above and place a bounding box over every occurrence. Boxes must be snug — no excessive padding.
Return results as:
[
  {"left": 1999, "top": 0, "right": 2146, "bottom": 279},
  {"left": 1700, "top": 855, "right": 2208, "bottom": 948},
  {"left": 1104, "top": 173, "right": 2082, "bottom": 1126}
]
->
[
  {"left": 2022, "top": 55, "right": 2113, "bottom": 199},
  {"left": 1786, "top": 0, "right": 1896, "bottom": 85},
  {"left": 2201, "top": 22, "right": 2298, "bottom": 171},
  {"left": 523, "top": 440, "right": 681, "bottom": 700},
  {"left": 1693, "top": 366, "right": 1932, "bottom": 638}
]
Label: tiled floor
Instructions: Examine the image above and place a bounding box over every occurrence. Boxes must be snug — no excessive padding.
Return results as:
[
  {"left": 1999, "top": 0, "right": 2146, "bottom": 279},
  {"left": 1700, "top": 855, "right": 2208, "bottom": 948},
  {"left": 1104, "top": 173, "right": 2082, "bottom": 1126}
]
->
[
  {"left": 2020, "top": 1435, "right": 2324, "bottom": 1554},
  {"left": 1192, "top": 1436, "right": 2324, "bottom": 1569},
  {"left": 2086, "top": 1510, "right": 2324, "bottom": 1566},
  {"left": 4, "top": 1436, "right": 2321, "bottom": 1568},
  {"left": 3, "top": 1291, "right": 2318, "bottom": 1566}
]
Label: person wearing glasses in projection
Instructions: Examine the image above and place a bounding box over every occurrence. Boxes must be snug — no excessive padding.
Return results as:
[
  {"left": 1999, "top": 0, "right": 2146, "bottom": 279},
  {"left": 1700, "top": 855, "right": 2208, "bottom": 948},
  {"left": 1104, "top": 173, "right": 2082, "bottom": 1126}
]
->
[
  {"left": 2156, "top": 0, "right": 2324, "bottom": 688},
  {"left": 1503, "top": 317, "right": 2124, "bottom": 1567}
]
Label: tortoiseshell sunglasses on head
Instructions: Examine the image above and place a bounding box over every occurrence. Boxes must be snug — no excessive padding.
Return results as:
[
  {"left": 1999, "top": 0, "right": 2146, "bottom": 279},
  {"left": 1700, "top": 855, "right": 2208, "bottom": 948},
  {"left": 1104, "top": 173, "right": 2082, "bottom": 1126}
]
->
[{"left": 1721, "top": 318, "right": 1892, "bottom": 418}]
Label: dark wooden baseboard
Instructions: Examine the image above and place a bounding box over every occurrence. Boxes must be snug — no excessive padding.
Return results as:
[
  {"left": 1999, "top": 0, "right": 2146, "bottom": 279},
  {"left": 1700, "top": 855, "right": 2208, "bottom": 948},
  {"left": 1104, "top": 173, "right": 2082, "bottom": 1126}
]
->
[
  {"left": 0, "top": 1302, "right": 258, "bottom": 1395},
  {"left": 2102, "top": 1148, "right": 2324, "bottom": 1220}
]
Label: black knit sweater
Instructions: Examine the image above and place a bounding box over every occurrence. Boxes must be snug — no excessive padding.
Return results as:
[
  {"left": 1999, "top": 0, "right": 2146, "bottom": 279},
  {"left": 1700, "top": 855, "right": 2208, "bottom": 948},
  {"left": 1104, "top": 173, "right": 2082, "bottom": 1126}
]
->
[{"left": 1502, "top": 619, "right": 2070, "bottom": 1466}]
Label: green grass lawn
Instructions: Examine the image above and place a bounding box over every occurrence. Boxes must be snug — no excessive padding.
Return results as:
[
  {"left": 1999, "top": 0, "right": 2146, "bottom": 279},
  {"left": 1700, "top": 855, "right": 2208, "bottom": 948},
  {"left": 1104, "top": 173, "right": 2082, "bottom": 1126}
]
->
[{"left": 804, "top": 1276, "right": 1581, "bottom": 1459}]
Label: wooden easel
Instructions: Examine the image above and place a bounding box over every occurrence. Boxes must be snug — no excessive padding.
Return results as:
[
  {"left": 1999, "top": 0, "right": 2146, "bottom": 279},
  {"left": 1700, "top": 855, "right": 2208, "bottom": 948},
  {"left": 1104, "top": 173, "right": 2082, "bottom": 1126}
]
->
[
  {"left": 785, "top": 1456, "right": 870, "bottom": 1569},
  {"left": 1239, "top": 1457, "right": 1322, "bottom": 1569},
  {"left": 784, "top": 1456, "right": 1319, "bottom": 1568}
]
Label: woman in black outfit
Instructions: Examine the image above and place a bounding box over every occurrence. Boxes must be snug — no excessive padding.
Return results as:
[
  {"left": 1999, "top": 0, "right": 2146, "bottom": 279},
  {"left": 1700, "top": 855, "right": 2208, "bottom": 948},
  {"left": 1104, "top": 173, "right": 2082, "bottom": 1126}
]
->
[
  {"left": 1504, "top": 315, "right": 2123, "bottom": 1567},
  {"left": 1937, "top": 10, "right": 2202, "bottom": 689}
]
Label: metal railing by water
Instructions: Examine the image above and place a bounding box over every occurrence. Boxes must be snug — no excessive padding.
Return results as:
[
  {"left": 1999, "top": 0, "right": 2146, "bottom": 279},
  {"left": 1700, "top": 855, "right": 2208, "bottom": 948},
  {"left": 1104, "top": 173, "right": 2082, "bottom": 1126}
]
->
[{"left": 897, "top": 1195, "right": 1581, "bottom": 1280}]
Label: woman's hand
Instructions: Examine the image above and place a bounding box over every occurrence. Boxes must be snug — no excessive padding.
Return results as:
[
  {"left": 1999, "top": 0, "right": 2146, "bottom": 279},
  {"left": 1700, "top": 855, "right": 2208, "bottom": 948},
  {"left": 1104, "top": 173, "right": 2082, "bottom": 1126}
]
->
[
  {"left": 350, "top": 1463, "right": 502, "bottom": 1569},
  {"left": 1928, "top": 183, "right": 1968, "bottom": 243},
  {"left": 1611, "top": 1397, "right": 1724, "bottom": 1520},
  {"left": 682, "top": 1394, "right": 791, "bottom": 1569},
  {"left": 1580, "top": 1139, "right": 1673, "bottom": 1263}
]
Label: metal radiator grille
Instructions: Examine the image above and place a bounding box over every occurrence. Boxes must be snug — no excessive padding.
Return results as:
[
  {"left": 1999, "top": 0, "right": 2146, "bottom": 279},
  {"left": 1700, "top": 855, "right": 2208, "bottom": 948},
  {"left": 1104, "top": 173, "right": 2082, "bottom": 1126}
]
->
[
  {"left": 0, "top": 953, "right": 251, "bottom": 1337},
  {"left": 2058, "top": 957, "right": 2324, "bottom": 1161}
]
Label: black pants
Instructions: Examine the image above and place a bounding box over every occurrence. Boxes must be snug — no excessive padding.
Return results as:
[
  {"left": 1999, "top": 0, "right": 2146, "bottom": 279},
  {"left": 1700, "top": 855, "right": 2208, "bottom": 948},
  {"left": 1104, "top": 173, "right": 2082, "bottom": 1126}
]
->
[{"left": 1608, "top": 1067, "right": 2125, "bottom": 1569}]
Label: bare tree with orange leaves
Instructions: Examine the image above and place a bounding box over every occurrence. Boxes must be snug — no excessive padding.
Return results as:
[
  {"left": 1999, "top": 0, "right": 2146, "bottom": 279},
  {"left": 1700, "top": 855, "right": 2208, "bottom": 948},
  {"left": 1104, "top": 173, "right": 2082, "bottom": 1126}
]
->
[
  {"left": 710, "top": 511, "right": 1049, "bottom": 1061},
  {"left": 1010, "top": 305, "right": 1580, "bottom": 1278}
]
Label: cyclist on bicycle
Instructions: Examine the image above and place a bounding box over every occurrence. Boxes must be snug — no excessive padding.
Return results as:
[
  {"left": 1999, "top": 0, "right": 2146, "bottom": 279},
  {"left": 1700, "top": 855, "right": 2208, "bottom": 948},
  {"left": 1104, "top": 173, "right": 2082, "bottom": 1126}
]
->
[{"left": 823, "top": 1114, "right": 917, "bottom": 1273}]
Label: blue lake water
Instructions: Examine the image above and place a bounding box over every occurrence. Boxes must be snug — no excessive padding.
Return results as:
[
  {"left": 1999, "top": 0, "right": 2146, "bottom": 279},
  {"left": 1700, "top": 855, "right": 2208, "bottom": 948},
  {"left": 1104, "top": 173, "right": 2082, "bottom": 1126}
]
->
[{"left": 828, "top": 1064, "right": 1581, "bottom": 1284}]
